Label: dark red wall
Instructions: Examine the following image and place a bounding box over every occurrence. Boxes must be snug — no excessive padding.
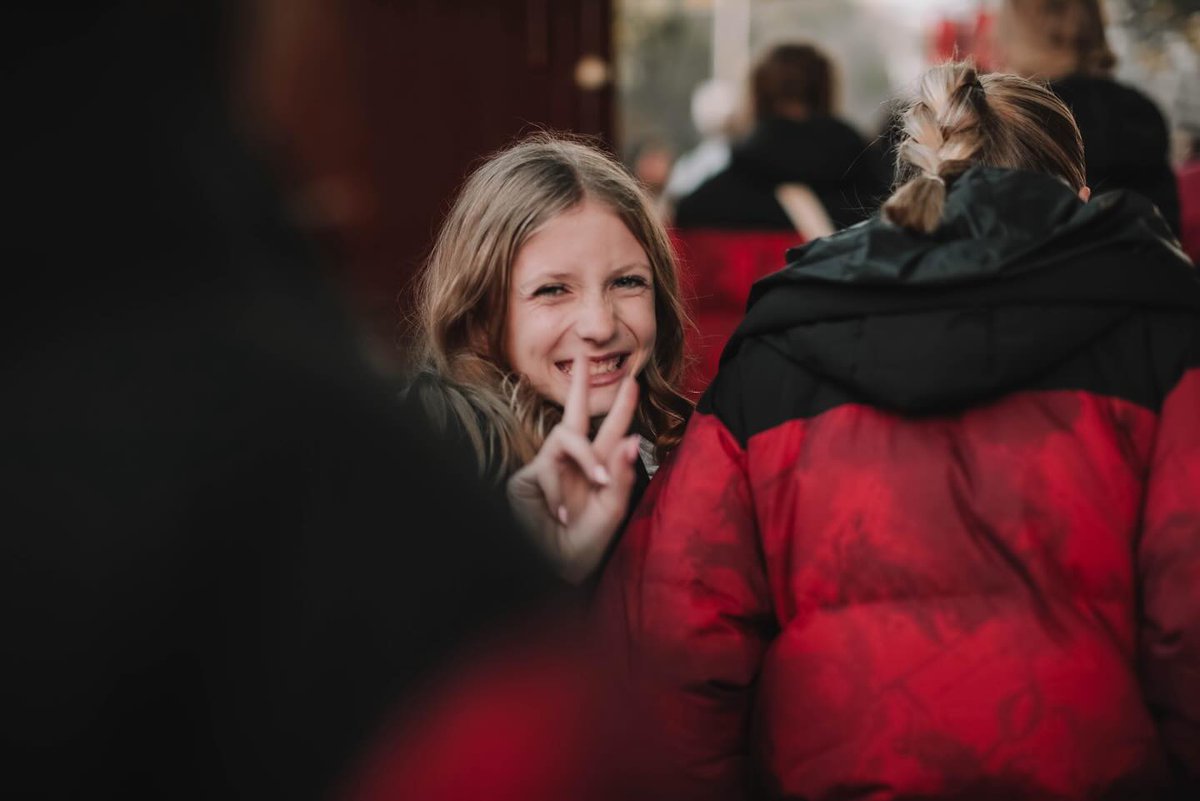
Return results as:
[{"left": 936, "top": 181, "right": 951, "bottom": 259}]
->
[{"left": 243, "top": 0, "right": 614, "bottom": 362}]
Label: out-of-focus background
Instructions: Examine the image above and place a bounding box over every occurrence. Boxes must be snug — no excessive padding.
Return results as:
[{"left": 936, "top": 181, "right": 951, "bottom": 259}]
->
[
  {"left": 618, "top": 0, "right": 1199, "bottom": 162},
  {"left": 235, "top": 0, "right": 1198, "bottom": 367}
]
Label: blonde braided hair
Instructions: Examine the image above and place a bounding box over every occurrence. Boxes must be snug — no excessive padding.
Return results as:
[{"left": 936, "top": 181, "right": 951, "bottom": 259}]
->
[{"left": 883, "top": 62, "right": 1087, "bottom": 235}]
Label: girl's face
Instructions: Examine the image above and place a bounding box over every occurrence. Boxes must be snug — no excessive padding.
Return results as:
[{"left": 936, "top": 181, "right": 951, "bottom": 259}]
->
[{"left": 504, "top": 199, "right": 656, "bottom": 418}]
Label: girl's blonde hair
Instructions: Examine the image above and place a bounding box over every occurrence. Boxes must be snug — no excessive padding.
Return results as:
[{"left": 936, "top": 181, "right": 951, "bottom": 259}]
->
[
  {"left": 409, "top": 133, "right": 692, "bottom": 482},
  {"left": 882, "top": 62, "right": 1086, "bottom": 235}
]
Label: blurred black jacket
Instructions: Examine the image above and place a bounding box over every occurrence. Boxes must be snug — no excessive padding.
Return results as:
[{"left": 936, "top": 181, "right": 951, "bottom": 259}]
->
[
  {"left": 674, "top": 115, "right": 889, "bottom": 231},
  {"left": 1053, "top": 74, "right": 1182, "bottom": 236}
]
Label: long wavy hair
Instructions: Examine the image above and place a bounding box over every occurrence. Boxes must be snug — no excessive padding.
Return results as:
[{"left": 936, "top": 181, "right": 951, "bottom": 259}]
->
[{"left": 408, "top": 133, "right": 692, "bottom": 483}]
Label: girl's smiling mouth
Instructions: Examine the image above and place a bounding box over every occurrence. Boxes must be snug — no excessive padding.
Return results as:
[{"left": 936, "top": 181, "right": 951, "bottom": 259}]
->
[{"left": 556, "top": 353, "right": 629, "bottom": 382}]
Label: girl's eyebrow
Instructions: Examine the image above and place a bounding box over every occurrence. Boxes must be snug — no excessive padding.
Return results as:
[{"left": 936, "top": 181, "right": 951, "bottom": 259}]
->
[{"left": 611, "top": 262, "right": 652, "bottom": 275}]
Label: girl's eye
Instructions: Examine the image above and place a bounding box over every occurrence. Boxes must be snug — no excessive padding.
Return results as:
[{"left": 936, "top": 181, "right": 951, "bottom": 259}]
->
[
  {"left": 613, "top": 274, "right": 650, "bottom": 290},
  {"left": 532, "top": 284, "right": 567, "bottom": 298}
]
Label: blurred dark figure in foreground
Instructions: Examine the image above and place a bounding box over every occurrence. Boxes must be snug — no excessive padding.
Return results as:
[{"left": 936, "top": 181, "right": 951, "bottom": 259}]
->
[
  {"left": 675, "top": 43, "right": 889, "bottom": 235},
  {"left": 0, "top": 3, "right": 600, "bottom": 799},
  {"left": 994, "top": 0, "right": 1182, "bottom": 236}
]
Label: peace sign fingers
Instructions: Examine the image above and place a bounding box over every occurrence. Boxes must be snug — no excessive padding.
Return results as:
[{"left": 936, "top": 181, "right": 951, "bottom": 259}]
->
[
  {"left": 561, "top": 354, "right": 590, "bottom": 435},
  {"left": 592, "top": 371, "right": 639, "bottom": 460},
  {"left": 505, "top": 351, "right": 648, "bottom": 584}
]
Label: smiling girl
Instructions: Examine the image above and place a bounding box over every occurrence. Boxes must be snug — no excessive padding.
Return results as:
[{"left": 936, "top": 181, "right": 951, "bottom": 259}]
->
[{"left": 405, "top": 134, "right": 693, "bottom": 582}]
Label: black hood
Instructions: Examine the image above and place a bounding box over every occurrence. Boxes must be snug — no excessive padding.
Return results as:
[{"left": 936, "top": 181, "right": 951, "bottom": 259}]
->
[
  {"left": 725, "top": 166, "right": 1200, "bottom": 415},
  {"left": 733, "top": 116, "right": 871, "bottom": 186}
]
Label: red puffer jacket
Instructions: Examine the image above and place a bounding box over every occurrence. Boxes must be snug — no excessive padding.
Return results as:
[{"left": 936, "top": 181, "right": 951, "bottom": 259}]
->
[{"left": 596, "top": 167, "right": 1200, "bottom": 801}]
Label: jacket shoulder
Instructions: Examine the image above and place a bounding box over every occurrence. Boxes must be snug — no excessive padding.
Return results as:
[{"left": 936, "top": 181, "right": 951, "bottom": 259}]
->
[
  {"left": 700, "top": 333, "right": 859, "bottom": 446},
  {"left": 401, "top": 371, "right": 505, "bottom": 483}
]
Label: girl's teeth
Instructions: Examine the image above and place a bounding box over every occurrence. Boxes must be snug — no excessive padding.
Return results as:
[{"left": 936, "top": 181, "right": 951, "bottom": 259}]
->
[
  {"left": 561, "top": 357, "right": 622, "bottom": 376},
  {"left": 589, "top": 358, "right": 619, "bottom": 375}
]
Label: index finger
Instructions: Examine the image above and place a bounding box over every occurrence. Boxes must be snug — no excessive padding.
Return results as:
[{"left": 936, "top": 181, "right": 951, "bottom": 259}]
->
[
  {"left": 593, "top": 371, "right": 639, "bottom": 458},
  {"left": 561, "top": 354, "right": 589, "bottom": 434}
]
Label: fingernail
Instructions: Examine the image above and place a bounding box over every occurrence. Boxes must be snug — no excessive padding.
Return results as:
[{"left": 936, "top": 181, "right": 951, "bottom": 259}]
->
[
  {"left": 593, "top": 465, "right": 611, "bottom": 485},
  {"left": 557, "top": 505, "right": 569, "bottom": 525}
]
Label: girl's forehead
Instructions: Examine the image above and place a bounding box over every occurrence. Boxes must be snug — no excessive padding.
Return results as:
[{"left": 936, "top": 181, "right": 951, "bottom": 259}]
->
[{"left": 511, "top": 206, "right": 649, "bottom": 270}]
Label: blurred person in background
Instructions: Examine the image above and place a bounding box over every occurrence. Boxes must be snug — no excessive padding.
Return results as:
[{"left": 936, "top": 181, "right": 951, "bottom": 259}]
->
[
  {"left": 403, "top": 135, "right": 693, "bottom": 586},
  {"left": 629, "top": 135, "right": 678, "bottom": 223},
  {"left": 994, "top": 0, "right": 1182, "bottom": 235},
  {"left": 674, "top": 42, "right": 889, "bottom": 235},
  {"left": 598, "top": 61, "right": 1200, "bottom": 800},
  {"left": 1177, "top": 80, "right": 1200, "bottom": 263},
  {"left": 0, "top": 3, "right": 640, "bottom": 800},
  {"left": 662, "top": 78, "right": 740, "bottom": 210},
  {"left": 629, "top": 135, "right": 677, "bottom": 210}
]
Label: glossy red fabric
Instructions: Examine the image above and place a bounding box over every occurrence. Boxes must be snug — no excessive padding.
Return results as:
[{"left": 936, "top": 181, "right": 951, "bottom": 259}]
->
[
  {"left": 671, "top": 230, "right": 802, "bottom": 397},
  {"left": 597, "top": 370, "right": 1200, "bottom": 800}
]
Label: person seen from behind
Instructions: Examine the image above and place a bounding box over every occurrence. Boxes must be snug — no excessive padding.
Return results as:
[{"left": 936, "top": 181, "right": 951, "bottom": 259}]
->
[
  {"left": 674, "top": 42, "right": 889, "bottom": 237},
  {"left": 994, "top": 0, "right": 1182, "bottom": 235},
  {"left": 596, "top": 61, "right": 1200, "bottom": 800}
]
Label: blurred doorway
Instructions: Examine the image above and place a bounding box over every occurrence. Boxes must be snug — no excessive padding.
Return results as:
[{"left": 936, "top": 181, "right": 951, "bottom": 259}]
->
[{"left": 243, "top": 0, "right": 615, "bottom": 367}]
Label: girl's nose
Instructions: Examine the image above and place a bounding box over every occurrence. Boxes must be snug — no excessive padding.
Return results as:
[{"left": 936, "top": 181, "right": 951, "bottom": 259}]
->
[{"left": 575, "top": 294, "right": 617, "bottom": 344}]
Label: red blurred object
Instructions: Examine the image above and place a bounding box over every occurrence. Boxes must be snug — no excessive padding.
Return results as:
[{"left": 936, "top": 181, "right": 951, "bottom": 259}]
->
[
  {"left": 930, "top": 17, "right": 962, "bottom": 63},
  {"left": 671, "top": 229, "right": 803, "bottom": 397},
  {"left": 928, "top": 12, "right": 995, "bottom": 68},
  {"left": 340, "top": 633, "right": 671, "bottom": 801},
  {"left": 972, "top": 10, "right": 997, "bottom": 72},
  {"left": 1179, "top": 162, "right": 1200, "bottom": 263}
]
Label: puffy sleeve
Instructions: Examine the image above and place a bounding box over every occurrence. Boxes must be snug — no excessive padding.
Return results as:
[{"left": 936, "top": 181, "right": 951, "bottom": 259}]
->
[
  {"left": 1138, "top": 355, "right": 1200, "bottom": 791},
  {"left": 594, "top": 401, "right": 774, "bottom": 801}
]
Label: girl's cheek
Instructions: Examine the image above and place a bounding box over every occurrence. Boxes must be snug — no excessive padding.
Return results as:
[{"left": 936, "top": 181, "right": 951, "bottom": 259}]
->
[{"left": 623, "top": 295, "right": 656, "bottom": 324}]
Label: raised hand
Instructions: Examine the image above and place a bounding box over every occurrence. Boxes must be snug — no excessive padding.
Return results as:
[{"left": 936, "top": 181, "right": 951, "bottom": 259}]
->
[{"left": 506, "top": 355, "right": 643, "bottom": 584}]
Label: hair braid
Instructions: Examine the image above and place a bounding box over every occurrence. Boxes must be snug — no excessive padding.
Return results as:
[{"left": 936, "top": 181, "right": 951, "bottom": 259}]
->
[
  {"left": 882, "top": 61, "right": 1085, "bottom": 235},
  {"left": 884, "top": 63, "right": 988, "bottom": 233}
]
